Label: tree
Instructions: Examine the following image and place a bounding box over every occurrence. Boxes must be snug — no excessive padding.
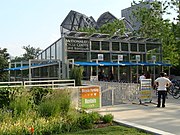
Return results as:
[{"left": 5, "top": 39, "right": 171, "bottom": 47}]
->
[
  {"left": 132, "top": 0, "right": 180, "bottom": 67},
  {"left": 22, "top": 45, "right": 41, "bottom": 60},
  {"left": 79, "top": 19, "right": 126, "bottom": 36},
  {"left": 98, "top": 19, "right": 126, "bottom": 36},
  {"left": 0, "top": 48, "right": 10, "bottom": 81},
  {"left": 13, "top": 45, "right": 41, "bottom": 61}
]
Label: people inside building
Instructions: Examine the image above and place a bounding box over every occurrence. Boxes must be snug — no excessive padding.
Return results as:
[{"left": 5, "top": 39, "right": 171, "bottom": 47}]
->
[
  {"left": 154, "top": 72, "right": 172, "bottom": 108},
  {"left": 145, "top": 71, "right": 151, "bottom": 79},
  {"left": 108, "top": 70, "right": 114, "bottom": 81}
]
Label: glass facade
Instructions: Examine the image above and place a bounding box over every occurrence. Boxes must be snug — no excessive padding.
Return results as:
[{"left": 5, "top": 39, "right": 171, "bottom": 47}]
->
[{"left": 35, "top": 34, "right": 163, "bottom": 82}]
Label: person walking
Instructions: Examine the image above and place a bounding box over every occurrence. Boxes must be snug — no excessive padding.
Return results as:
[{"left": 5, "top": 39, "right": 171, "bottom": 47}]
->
[{"left": 154, "top": 72, "right": 172, "bottom": 108}]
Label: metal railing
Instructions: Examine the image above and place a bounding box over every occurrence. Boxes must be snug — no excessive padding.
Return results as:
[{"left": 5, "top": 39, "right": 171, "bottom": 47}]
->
[
  {"left": 0, "top": 80, "right": 75, "bottom": 88},
  {"left": 0, "top": 81, "right": 23, "bottom": 87},
  {"left": 83, "top": 80, "right": 140, "bottom": 106}
]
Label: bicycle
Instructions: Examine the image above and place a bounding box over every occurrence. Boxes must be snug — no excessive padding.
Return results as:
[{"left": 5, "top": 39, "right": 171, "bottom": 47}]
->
[{"left": 170, "top": 80, "right": 180, "bottom": 99}]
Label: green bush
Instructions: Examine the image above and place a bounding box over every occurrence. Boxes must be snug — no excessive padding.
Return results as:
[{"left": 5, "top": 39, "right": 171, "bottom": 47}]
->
[
  {"left": 70, "top": 66, "right": 84, "bottom": 86},
  {"left": 102, "top": 113, "right": 114, "bottom": 123},
  {"left": 37, "top": 90, "right": 71, "bottom": 117},
  {"left": 0, "top": 87, "right": 21, "bottom": 108},
  {"left": 30, "top": 87, "right": 52, "bottom": 105},
  {"left": 78, "top": 112, "right": 94, "bottom": 129},
  {"left": 89, "top": 111, "right": 101, "bottom": 123},
  {"left": 9, "top": 92, "right": 32, "bottom": 117}
]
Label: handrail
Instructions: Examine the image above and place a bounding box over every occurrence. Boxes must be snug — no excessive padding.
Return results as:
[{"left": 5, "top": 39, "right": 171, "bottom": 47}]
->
[
  {"left": 0, "top": 80, "right": 75, "bottom": 88},
  {"left": 0, "top": 81, "right": 23, "bottom": 87},
  {"left": 24, "top": 80, "right": 75, "bottom": 88}
]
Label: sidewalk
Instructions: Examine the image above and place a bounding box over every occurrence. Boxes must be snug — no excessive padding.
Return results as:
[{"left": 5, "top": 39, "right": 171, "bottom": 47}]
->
[{"left": 93, "top": 96, "right": 180, "bottom": 135}]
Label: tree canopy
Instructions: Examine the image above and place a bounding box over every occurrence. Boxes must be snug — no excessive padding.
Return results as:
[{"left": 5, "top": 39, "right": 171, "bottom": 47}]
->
[
  {"left": 79, "top": 19, "right": 126, "bottom": 36},
  {"left": 132, "top": 0, "right": 180, "bottom": 70},
  {"left": 13, "top": 45, "right": 41, "bottom": 61},
  {"left": 0, "top": 48, "right": 10, "bottom": 81}
]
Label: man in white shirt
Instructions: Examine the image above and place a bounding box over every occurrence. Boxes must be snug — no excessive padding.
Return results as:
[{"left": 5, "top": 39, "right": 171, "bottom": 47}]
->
[
  {"left": 154, "top": 72, "right": 172, "bottom": 108},
  {"left": 139, "top": 73, "right": 146, "bottom": 83}
]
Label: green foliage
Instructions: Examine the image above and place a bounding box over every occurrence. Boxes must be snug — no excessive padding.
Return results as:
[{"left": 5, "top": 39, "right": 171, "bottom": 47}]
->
[
  {"left": 0, "top": 48, "right": 9, "bottom": 81},
  {"left": 70, "top": 66, "right": 84, "bottom": 86},
  {"left": 9, "top": 91, "right": 32, "bottom": 117},
  {"left": 79, "top": 19, "right": 126, "bottom": 36},
  {"left": 89, "top": 111, "right": 101, "bottom": 123},
  {"left": 132, "top": 0, "right": 180, "bottom": 68},
  {"left": 12, "top": 45, "right": 41, "bottom": 61},
  {"left": 0, "top": 86, "right": 115, "bottom": 134},
  {"left": 99, "top": 19, "right": 126, "bottom": 36},
  {"left": 63, "top": 125, "right": 150, "bottom": 135},
  {"left": 78, "top": 112, "right": 94, "bottom": 129},
  {"left": 0, "top": 87, "right": 21, "bottom": 108},
  {"left": 30, "top": 87, "right": 52, "bottom": 105},
  {"left": 102, "top": 113, "right": 114, "bottom": 123},
  {"left": 37, "top": 90, "right": 71, "bottom": 117},
  {"left": 79, "top": 27, "right": 97, "bottom": 35}
]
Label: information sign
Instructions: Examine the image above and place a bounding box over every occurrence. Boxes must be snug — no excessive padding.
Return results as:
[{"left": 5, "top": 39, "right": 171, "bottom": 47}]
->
[
  {"left": 139, "top": 79, "right": 152, "bottom": 102},
  {"left": 80, "top": 86, "right": 100, "bottom": 109},
  {"left": 66, "top": 38, "right": 90, "bottom": 51},
  {"left": 98, "top": 54, "right": 104, "bottom": 61}
]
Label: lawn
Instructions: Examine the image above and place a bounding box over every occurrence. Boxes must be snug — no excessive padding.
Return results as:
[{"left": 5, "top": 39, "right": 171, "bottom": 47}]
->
[{"left": 62, "top": 125, "right": 151, "bottom": 135}]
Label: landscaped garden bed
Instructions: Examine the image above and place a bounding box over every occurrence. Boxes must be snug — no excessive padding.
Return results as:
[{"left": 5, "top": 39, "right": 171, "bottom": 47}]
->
[{"left": 0, "top": 87, "right": 151, "bottom": 135}]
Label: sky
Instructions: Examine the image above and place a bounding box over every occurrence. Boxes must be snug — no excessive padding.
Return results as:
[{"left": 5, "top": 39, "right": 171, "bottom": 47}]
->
[{"left": 0, "top": 0, "right": 177, "bottom": 57}]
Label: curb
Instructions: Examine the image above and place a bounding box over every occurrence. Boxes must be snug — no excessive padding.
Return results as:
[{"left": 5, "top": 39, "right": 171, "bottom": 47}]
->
[{"left": 114, "top": 118, "right": 175, "bottom": 135}]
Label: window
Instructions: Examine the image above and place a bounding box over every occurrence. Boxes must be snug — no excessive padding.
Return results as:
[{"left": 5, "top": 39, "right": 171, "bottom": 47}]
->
[
  {"left": 101, "top": 41, "right": 109, "bottom": 50},
  {"left": 51, "top": 44, "right": 56, "bottom": 59},
  {"left": 112, "top": 42, "right": 119, "bottom": 51},
  {"left": 67, "top": 52, "right": 87, "bottom": 61},
  {"left": 91, "top": 41, "right": 100, "bottom": 50},
  {"left": 121, "top": 42, "right": 128, "bottom": 51},
  {"left": 130, "top": 43, "right": 137, "bottom": 52},
  {"left": 139, "top": 44, "right": 145, "bottom": 52},
  {"left": 146, "top": 44, "right": 160, "bottom": 53}
]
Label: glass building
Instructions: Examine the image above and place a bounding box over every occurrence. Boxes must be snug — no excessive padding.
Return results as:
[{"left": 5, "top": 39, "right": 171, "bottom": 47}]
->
[
  {"left": 7, "top": 10, "right": 170, "bottom": 82},
  {"left": 34, "top": 31, "right": 169, "bottom": 83}
]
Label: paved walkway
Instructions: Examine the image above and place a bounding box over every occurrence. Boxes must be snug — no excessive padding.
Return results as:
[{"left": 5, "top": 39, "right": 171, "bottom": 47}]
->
[{"left": 93, "top": 95, "right": 180, "bottom": 135}]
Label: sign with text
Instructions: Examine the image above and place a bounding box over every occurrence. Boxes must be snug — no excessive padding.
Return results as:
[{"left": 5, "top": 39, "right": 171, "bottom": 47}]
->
[
  {"left": 66, "top": 38, "right": 90, "bottom": 51},
  {"left": 139, "top": 79, "right": 152, "bottom": 102},
  {"left": 80, "top": 86, "right": 100, "bottom": 109},
  {"left": 98, "top": 54, "right": 104, "bottom": 61},
  {"left": 136, "top": 55, "right": 140, "bottom": 62},
  {"left": 152, "top": 55, "right": 156, "bottom": 62},
  {"left": 118, "top": 55, "right": 123, "bottom": 62}
]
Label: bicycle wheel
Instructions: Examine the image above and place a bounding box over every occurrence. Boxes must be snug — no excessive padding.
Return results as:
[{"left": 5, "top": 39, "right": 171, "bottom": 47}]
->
[
  {"left": 168, "top": 85, "right": 174, "bottom": 95},
  {"left": 172, "top": 87, "right": 180, "bottom": 99}
]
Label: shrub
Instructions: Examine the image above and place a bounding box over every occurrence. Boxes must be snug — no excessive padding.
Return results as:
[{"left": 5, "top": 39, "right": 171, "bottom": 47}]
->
[
  {"left": 37, "top": 90, "right": 71, "bottom": 117},
  {"left": 0, "top": 87, "right": 21, "bottom": 108},
  {"left": 102, "top": 113, "right": 114, "bottom": 123},
  {"left": 70, "top": 66, "right": 84, "bottom": 86},
  {"left": 30, "top": 87, "right": 52, "bottom": 105},
  {"left": 89, "top": 111, "right": 101, "bottom": 123},
  {"left": 78, "top": 112, "right": 94, "bottom": 129},
  {"left": 9, "top": 92, "right": 32, "bottom": 117}
]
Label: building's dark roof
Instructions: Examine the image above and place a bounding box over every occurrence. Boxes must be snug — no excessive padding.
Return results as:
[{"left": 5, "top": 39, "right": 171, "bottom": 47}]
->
[{"left": 61, "top": 10, "right": 135, "bottom": 35}]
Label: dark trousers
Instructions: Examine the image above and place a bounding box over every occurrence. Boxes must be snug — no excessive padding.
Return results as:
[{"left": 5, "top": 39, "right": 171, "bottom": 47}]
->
[{"left": 157, "top": 91, "right": 166, "bottom": 107}]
